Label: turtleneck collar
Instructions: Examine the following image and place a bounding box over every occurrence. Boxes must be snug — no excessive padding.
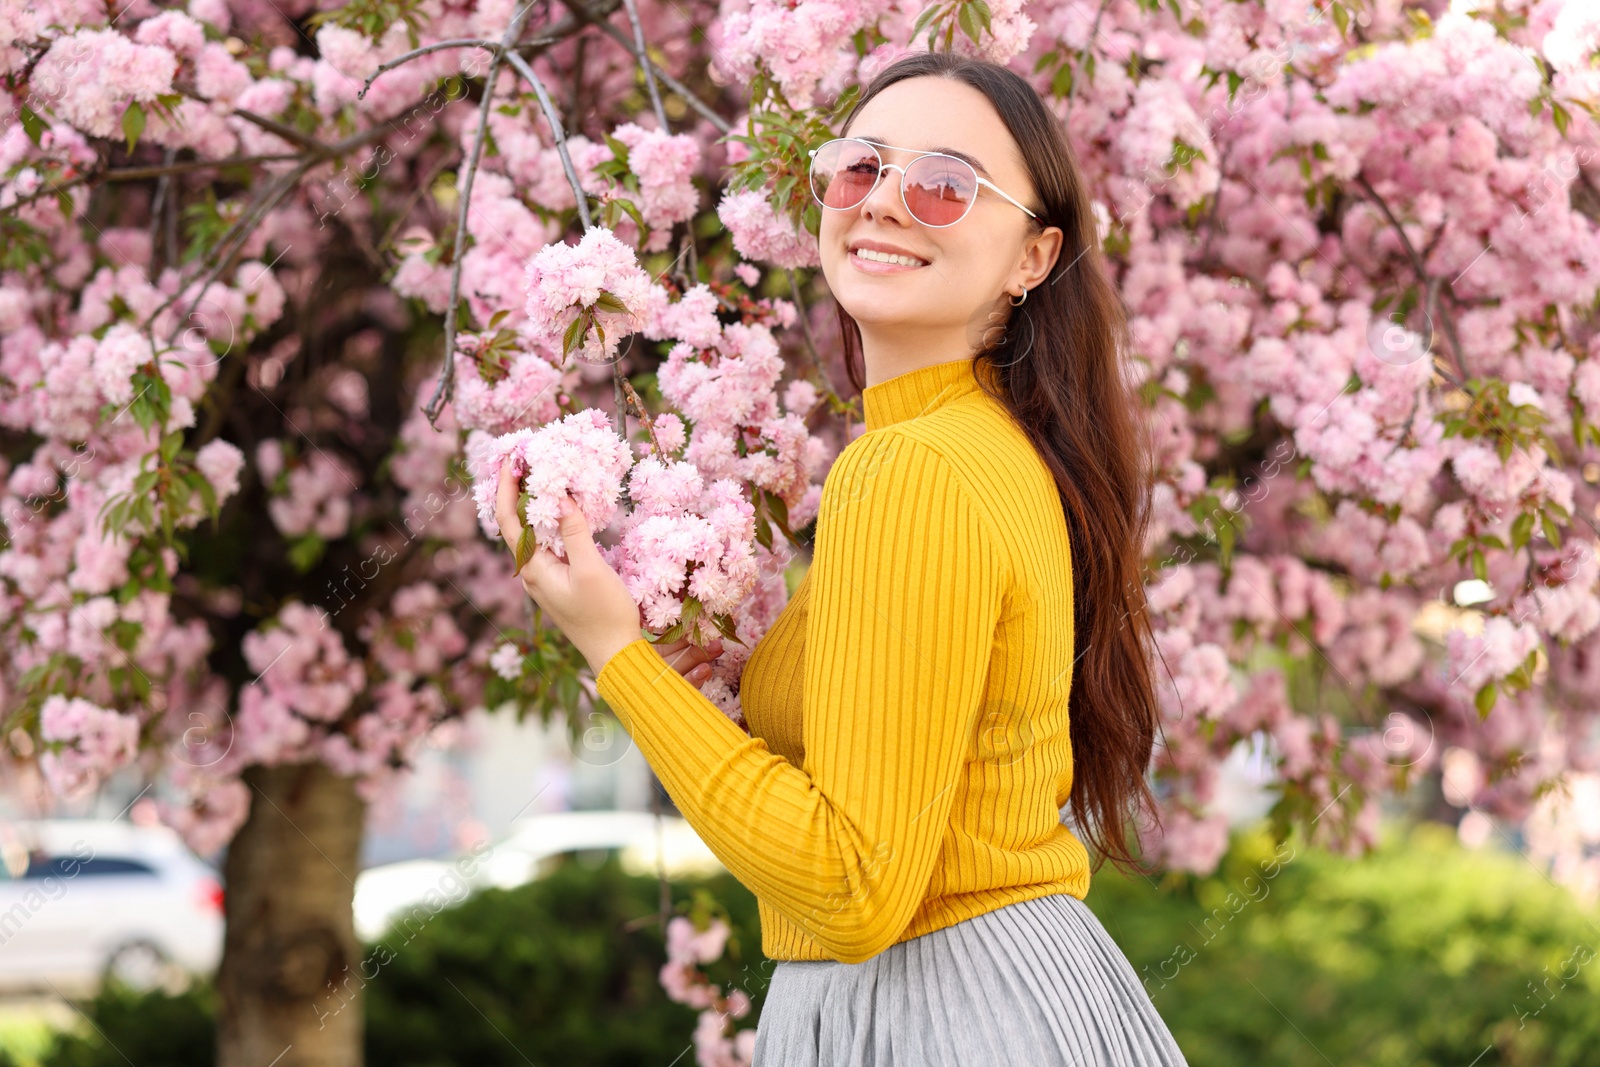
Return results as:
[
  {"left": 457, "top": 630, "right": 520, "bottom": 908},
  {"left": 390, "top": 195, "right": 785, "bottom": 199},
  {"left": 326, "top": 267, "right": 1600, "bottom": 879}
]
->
[{"left": 861, "top": 356, "right": 1005, "bottom": 432}]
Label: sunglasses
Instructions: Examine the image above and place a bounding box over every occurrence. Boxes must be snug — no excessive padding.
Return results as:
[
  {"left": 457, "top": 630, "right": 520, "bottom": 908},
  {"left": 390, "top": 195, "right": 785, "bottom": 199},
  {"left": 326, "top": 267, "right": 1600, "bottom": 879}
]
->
[{"left": 807, "top": 137, "right": 1040, "bottom": 229}]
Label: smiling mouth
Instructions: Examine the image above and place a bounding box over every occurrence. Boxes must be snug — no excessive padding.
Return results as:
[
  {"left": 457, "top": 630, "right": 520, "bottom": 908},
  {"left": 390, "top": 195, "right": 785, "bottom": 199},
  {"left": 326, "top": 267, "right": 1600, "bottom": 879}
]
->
[{"left": 851, "top": 248, "right": 929, "bottom": 267}]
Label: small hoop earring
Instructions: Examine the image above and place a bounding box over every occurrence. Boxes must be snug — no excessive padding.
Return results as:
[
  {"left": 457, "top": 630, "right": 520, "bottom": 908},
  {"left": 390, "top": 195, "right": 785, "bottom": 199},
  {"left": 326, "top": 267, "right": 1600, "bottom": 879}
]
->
[{"left": 1009, "top": 287, "right": 1028, "bottom": 307}]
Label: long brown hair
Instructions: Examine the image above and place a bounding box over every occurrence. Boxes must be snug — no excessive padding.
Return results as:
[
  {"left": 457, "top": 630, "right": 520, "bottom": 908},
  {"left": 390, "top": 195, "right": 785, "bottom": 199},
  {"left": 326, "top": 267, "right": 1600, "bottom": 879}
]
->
[{"left": 832, "top": 52, "right": 1163, "bottom": 877}]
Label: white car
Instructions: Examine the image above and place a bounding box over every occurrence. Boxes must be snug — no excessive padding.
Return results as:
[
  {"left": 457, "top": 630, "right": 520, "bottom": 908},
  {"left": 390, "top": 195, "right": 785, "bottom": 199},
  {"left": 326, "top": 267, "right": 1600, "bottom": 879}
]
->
[
  {"left": 353, "top": 810, "right": 726, "bottom": 941},
  {"left": 0, "top": 819, "right": 224, "bottom": 995}
]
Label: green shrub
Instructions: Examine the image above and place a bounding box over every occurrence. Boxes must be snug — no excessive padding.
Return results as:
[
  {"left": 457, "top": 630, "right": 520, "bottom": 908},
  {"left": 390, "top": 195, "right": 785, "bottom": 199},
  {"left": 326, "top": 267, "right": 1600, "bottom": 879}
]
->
[
  {"left": 363, "top": 853, "right": 768, "bottom": 1066},
  {"left": 1085, "top": 820, "right": 1600, "bottom": 1067},
  {"left": 0, "top": 980, "right": 215, "bottom": 1067},
  {"left": 2, "top": 856, "right": 765, "bottom": 1067},
  {"left": 12, "top": 822, "right": 1598, "bottom": 1067}
]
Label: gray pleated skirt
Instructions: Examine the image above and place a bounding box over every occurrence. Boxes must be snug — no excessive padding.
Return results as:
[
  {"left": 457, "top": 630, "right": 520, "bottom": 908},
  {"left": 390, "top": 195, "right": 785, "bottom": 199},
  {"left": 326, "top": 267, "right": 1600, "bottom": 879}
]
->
[{"left": 751, "top": 892, "right": 1189, "bottom": 1066}]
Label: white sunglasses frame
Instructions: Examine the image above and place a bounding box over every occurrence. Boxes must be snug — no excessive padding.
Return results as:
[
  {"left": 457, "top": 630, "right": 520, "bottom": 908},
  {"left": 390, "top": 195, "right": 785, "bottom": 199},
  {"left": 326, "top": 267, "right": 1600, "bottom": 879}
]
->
[{"left": 806, "top": 137, "right": 1040, "bottom": 228}]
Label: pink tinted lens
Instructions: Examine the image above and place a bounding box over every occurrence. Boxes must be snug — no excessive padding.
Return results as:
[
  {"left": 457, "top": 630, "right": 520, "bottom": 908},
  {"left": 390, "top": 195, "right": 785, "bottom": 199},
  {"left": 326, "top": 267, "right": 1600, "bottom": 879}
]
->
[
  {"left": 903, "top": 154, "right": 977, "bottom": 226},
  {"left": 812, "top": 140, "right": 882, "bottom": 210}
]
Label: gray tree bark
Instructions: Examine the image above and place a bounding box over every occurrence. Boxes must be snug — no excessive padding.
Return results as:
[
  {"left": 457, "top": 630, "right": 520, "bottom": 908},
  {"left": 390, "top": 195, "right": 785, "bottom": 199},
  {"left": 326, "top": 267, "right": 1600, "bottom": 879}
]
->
[{"left": 217, "top": 761, "right": 367, "bottom": 1067}]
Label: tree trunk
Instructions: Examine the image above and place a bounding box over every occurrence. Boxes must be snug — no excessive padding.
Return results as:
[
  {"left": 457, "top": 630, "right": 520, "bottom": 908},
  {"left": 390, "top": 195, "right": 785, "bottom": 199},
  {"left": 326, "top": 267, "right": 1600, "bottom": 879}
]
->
[{"left": 217, "top": 761, "right": 367, "bottom": 1067}]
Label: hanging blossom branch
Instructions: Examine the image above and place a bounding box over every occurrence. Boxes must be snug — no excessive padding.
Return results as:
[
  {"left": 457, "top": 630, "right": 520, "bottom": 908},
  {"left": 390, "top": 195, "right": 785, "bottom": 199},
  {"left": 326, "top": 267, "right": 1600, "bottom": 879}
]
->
[
  {"left": 167, "top": 162, "right": 316, "bottom": 346},
  {"left": 502, "top": 50, "right": 594, "bottom": 231},
  {"left": 0, "top": 154, "right": 303, "bottom": 214},
  {"left": 401, "top": 0, "right": 736, "bottom": 425},
  {"left": 415, "top": 3, "right": 539, "bottom": 424},
  {"left": 1354, "top": 172, "right": 1470, "bottom": 385},
  {"left": 557, "top": 0, "right": 732, "bottom": 134},
  {"left": 622, "top": 0, "right": 669, "bottom": 132},
  {"left": 130, "top": 87, "right": 442, "bottom": 350}
]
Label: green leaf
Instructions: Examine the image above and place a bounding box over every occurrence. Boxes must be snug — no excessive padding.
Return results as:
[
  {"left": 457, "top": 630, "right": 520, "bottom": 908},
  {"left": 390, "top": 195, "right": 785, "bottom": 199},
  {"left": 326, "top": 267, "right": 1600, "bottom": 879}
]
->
[
  {"left": 287, "top": 533, "right": 325, "bottom": 573},
  {"left": 710, "top": 611, "right": 743, "bottom": 644},
  {"left": 19, "top": 106, "right": 46, "bottom": 148},
  {"left": 1510, "top": 512, "right": 1534, "bottom": 551},
  {"left": 910, "top": 2, "right": 945, "bottom": 42},
  {"left": 1552, "top": 101, "right": 1571, "bottom": 138},
  {"left": 122, "top": 101, "right": 146, "bottom": 154},
  {"left": 604, "top": 134, "right": 631, "bottom": 169},
  {"left": 193, "top": 471, "right": 219, "bottom": 521},
  {"left": 1051, "top": 63, "right": 1075, "bottom": 99},
  {"left": 767, "top": 489, "right": 790, "bottom": 532},
  {"left": 753, "top": 511, "right": 773, "bottom": 551},
  {"left": 957, "top": 1, "right": 982, "bottom": 43},
  {"left": 1540, "top": 509, "right": 1561, "bottom": 548},
  {"left": 1217, "top": 520, "right": 1235, "bottom": 566},
  {"left": 1474, "top": 681, "right": 1497, "bottom": 721},
  {"left": 515, "top": 525, "right": 537, "bottom": 572},
  {"left": 1471, "top": 547, "right": 1488, "bottom": 582},
  {"left": 592, "top": 291, "right": 630, "bottom": 315},
  {"left": 562, "top": 313, "right": 587, "bottom": 357}
]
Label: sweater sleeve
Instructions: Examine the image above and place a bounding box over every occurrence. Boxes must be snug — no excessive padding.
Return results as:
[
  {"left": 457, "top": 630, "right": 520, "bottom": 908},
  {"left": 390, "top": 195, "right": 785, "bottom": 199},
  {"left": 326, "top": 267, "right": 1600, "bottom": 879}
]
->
[{"left": 594, "top": 430, "right": 1007, "bottom": 963}]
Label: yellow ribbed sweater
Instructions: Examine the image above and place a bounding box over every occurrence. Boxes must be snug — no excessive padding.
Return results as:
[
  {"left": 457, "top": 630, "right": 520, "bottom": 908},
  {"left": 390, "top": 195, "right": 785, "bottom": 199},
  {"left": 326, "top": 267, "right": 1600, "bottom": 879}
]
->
[{"left": 595, "top": 354, "right": 1088, "bottom": 964}]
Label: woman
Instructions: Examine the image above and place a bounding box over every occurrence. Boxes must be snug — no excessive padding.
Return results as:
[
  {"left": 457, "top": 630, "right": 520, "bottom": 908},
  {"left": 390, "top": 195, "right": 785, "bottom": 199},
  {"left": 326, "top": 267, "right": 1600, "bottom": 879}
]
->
[{"left": 494, "top": 52, "right": 1188, "bottom": 1066}]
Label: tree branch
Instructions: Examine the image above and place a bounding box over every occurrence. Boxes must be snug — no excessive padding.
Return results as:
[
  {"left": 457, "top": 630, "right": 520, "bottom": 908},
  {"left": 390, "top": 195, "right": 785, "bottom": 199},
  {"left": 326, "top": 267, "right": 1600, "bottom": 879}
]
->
[
  {"left": 1355, "top": 173, "right": 1469, "bottom": 382},
  {"left": 173, "top": 84, "right": 331, "bottom": 155},
  {"left": 422, "top": 5, "right": 537, "bottom": 425},
  {"left": 502, "top": 50, "right": 593, "bottom": 230},
  {"left": 560, "top": 0, "right": 731, "bottom": 134}
]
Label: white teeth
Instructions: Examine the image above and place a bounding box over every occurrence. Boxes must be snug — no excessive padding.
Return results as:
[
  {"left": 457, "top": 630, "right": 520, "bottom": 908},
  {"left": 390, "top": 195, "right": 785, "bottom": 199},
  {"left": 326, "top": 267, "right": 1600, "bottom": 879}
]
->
[{"left": 853, "top": 248, "right": 925, "bottom": 267}]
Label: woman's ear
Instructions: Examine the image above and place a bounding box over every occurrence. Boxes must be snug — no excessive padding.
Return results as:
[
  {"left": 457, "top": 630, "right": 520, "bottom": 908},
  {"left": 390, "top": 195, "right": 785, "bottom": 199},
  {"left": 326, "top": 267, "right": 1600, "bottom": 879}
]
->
[{"left": 1016, "top": 225, "right": 1065, "bottom": 292}]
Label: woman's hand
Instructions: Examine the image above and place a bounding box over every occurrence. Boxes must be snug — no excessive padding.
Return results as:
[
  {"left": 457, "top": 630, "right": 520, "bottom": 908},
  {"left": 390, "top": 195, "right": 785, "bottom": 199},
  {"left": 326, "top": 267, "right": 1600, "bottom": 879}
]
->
[
  {"left": 494, "top": 461, "right": 643, "bottom": 674},
  {"left": 649, "top": 629, "right": 725, "bottom": 689}
]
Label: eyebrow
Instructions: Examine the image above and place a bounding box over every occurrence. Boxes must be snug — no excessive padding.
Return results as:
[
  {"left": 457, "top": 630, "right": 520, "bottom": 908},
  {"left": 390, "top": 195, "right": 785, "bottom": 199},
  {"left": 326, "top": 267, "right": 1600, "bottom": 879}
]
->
[{"left": 853, "top": 135, "right": 994, "bottom": 179}]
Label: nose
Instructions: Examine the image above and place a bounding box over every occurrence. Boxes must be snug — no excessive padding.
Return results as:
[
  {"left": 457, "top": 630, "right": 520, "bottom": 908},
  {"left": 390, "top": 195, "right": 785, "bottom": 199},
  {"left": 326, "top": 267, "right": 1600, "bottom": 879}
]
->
[{"left": 858, "top": 162, "right": 910, "bottom": 226}]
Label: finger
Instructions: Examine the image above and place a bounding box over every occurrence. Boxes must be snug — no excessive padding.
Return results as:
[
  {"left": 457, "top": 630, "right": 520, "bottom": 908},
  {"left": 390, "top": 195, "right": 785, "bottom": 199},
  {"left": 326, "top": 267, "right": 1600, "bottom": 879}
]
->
[
  {"left": 495, "top": 461, "right": 522, "bottom": 554},
  {"left": 665, "top": 644, "right": 700, "bottom": 670},
  {"left": 554, "top": 494, "right": 601, "bottom": 566}
]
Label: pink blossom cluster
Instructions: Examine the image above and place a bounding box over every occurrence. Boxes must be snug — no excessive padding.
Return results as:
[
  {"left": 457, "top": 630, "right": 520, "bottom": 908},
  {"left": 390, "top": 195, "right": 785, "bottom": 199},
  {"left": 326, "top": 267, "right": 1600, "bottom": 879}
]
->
[
  {"left": 658, "top": 914, "right": 756, "bottom": 1067},
  {"left": 1445, "top": 617, "right": 1543, "bottom": 693},
  {"left": 38, "top": 695, "right": 140, "bottom": 800},
  {"left": 239, "top": 602, "right": 365, "bottom": 728},
  {"left": 1521, "top": 770, "right": 1600, "bottom": 905},
  {"left": 208, "top": 598, "right": 458, "bottom": 798},
  {"left": 611, "top": 123, "right": 702, "bottom": 251},
  {"left": 194, "top": 439, "right": 247, "bottom": 501},
  {"left": 465, "top": 408, "right": 634, "bottom": 555},
  {"left": 361, "top": 583, "right": 469, "bottom": 679},
  {"left": 450, "top": 333, "right": 568, "bottom": 436},
  {"left": 3, "top": 254, "right": 280, "bottom": 443},
  {"left": 30, "top": 29, "right": 177, "bottom": 140},
  {"left": 602, "top": 456, "right": 760, "bottom": 638},
  {"left": 391, "top": 402, "right": 481, "bottom": 546},
  {"left": 1509, "top": 543, "right": 1600, "bottom": 643},
  {"left": 1137, "top": 804, "right": 1230, "bottom": 876},
  {"left": 715, "top": 190, "right": 820, "bottom": 270},
  {"left": 258, "top": 441, "right": 358, "bottom": 540},
  {"left": 153, "top": 773, "right": 252, "bottom": 859},
  {"left": 523, "top": 228, "right": 654, "bottom": 363},
  {"left": 654, "top": 320, "right": 828, "bottom": 519}
]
